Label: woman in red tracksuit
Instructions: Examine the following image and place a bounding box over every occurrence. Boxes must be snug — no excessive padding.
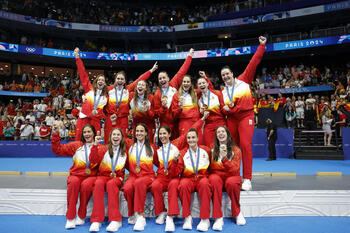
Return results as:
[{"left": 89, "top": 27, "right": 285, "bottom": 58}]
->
[
  {"left": 74, "top": 48, "right": 108, "bottom": 141},
  {"left": 153, "top": 49, "right": 194, "bottom": 136},
  {"left": 209, "top": 126, "right": 246, "bottom": 231},
  {"left": 171, "top": 75, "right": 205, "bottom": 144},
  {"left": 170, "top": 128, "right": 212, "bottom": 232},
  {"left": 104, "top": 62, "right": 158, "bottom": 144},
  {"left": 150, "top": 112, "right": 208, "bottom": 232},
  {"left": 122, "top": 123, "right": 156, "bottom": 231},
  {"left": 129, "top": 80, "right": 155, "bottom": 142},
  {"left": 51, "top": 123, "right": 100, "bottom": 229},
  {"left": 220, "top": 36, "right": 266, "bottom": 191},
  {"left": 197, "top": 73, "right": 227, "bottom": 146},
  {"left": 88, "top": 128, "right": 132, "bottom": 232}
]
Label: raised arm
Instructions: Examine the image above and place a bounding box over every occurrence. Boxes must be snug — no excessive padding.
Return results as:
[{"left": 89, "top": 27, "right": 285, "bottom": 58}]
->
[
  {"left": 51, "top": 126, "right": 80, "bottom": 157},
  {"left": 199, "top": 71, "right": 215, "bottom": 90},
  {"left": 90, "top": 136, "right": 106, "bottom": 164},
  {"left": 126, "top": 62, "right": 158, "bottom": 92},
  {"left": 172, "top": 114, "right": 207, "bottom": 150},
  {"left": 74, "top": 48, "right": 93, "bottom": 93},
  {"left": 169, "top": 49, "right": 194, "bottom": 89},
  {"left": 239, "top": 36, "right": 266, "bottom": 85}
]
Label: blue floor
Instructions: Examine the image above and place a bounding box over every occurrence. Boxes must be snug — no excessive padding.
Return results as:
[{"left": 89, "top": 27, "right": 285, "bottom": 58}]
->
[
  {"left": 0, "top": 158, "right": 350, "bottom": 175},
  {"left": 0, "top": 216, "right": 349, "bottom": 233}
]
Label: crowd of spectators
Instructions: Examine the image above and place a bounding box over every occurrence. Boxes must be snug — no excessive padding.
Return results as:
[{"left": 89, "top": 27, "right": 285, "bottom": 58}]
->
[
  {"left": 0, "top": 0, "right": 266, "bottom": 26},
  {"left": 252, "top": 63, "right": 350, "bottom": 143},
  {"left": 0, "top": 61, "right": 349, "bottom": 143}
]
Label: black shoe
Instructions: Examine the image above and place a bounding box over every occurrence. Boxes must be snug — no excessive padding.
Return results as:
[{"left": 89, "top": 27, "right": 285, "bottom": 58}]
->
[{"left": 266, "top": 158, "right": 274, "bottom": 161}]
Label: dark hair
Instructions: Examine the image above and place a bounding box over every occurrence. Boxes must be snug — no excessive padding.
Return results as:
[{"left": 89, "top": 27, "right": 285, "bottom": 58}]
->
[
  {"left": 157, "top": 125, "right": 171, "bottom": 148},
  {"left": 133, "top": 123, "right": 153, "bottom": 157},
  {"left": 107, "top": 128, "right": 126, "bottom": 158},
  {"left": 212, "top": 125, "right": 235, "bottom": 161},
  {"left": 80, "top": 124, "right": 96, "bottom": 143},
  {"left": 221, "top": 65, "right": 232, "bottom": 73},
  {"left": 158, "top": 71, "right": 169, "bottom": 78},
  {"left": 93, "top": 74, "right": 108, "bottom": 96},
  {"left": 187, "top": 128, "right": 198, "bottom": 137}
]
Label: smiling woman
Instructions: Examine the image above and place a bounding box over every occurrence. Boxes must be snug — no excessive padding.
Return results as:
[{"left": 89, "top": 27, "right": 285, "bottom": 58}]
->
[
  {"left": 74, "top": 47, "right": 108, "bottom": 141},
  {"left": 51, "top": 123, "right": 100, "bottom": 229},
  {"left": 129, "top": 80, "right": 156, "bottom": 143}
]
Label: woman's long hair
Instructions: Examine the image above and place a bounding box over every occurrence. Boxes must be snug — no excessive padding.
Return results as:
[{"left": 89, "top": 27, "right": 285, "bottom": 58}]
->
[
  {"left": 93, "top": 74, "right": 108, "bottom": 96},
  {"left": 107, "top": 128, "right": 126, "bottom": 158},
  {"left": 133, "top": 123, "right": 153, "bottom": 157},
  {"left": 212, "top": 125, "right": 235, "bottom": 161},
  {"left": 133, "top": 80, "right": 151, "bottom": 108},
  {"left": 157, "top": 125, "right": 171, "bottom": 148},
  {"left": 178, "top": 75, "right": 197, "bottom": 105},
  {"left": 80, "top": 124, "right": 96, "bottom": 143}
]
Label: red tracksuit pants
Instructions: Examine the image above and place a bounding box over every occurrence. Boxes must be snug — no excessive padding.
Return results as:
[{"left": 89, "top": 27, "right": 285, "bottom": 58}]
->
[
  {"left": 179, "top": 118, "right": 203, "bottom": 145},
  {"left": 203, "top": 119, "right": 226, "bottom": 146},
  {"left": 75, "top": 117, "right": 101, "bottom": 141},
  {"left": 150, "top": 177, "right": 180, "bottom": 216},
  {"left": 178, "top": 177, "right": 212, "bottom": 219},
  {"left": 104, "top": 116, "right": 128, "bottom": 144},
  {"left": 90, "top": 176, "right": 123, "bottom": 222},
  {"left": 227, "top": 111, "right": 254, "bottom": 179},
  {"left": 66, "top": 175, "right": 96, "bottom": 220},
  {"left": 209, "top": 174, "right": 241, "bottom": 218},
  {"left": 122, "top": 176, "right": 154, "bottom": 216}
]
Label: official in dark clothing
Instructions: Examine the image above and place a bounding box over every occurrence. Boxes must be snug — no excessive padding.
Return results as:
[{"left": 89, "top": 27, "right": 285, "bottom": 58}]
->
[
  {"left": 266, "top": 118, "right": 277, "bottom": 161},
  {"left": 304, "top": 104, "right": 317, "bottom": 145}
]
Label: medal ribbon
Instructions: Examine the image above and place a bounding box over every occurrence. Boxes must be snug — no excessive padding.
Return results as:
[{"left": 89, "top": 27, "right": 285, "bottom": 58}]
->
[
  {"left": 111, "top": 146, "right": 121, "bottom": 173},
  {"left": 136, "top": 142, "right": 145, "bottom": 169},
  {"left": 161, "top": 86, "right": 170, "bottom": 97},
  {"left": 189, "top": 147, "right": 200, "bottom": 175},
  {"left": 84, "top": 144, "right": 90, "bottom": 168},
  {"left": 226, "top": 79, "right": 235, "bottom": 104},
  {"left": 201, "top": 89, "right": 211, "bottom": 108},
  {"left": 93, "top": 92, "right": 102, "bottom": 110},
  {"left": 162, "top": 143, "right": 171, "bottom": 172},
  {"left": 115, "top": 87, "right": 124, "bottom": 109}
]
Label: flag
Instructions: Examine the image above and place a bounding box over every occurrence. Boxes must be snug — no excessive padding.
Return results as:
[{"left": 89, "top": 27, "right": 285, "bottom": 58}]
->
[{"left": 273, "top": 100, "right": 280, "bottom": 112}]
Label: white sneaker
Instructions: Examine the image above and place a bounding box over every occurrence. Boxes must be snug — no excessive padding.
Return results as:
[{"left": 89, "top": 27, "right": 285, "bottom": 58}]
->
[
  {"left": 65, "top": 219, "right": 76, "bottom": 229},
  {"left": 106, "top": 221, "right": 122, "bottom": 232},
  {"left": 128, "top": 214, "right": 137, "bottom": 225},
  {"left": 241, "top": 179, "right": 252, "bottom": 191},
  {"left": 236, "top": 212, "right": 246, "bottom": 226},
  {"left": 75, "top": 216, "right": 85, "bottom": 225},
  {"left": 182, "top": 215, "right": 192, "bottom": 230},
  {"left": 89, "top": 222, "right": 101, "bottom": 232},
  {"left": 197, "top": 219, "right": 210, "bottom": 232},
  {"left": 155, "top": 211, "right": 167, "bottom": 225},
  {"left": 133, "top": 215, "right": 146, "bottom": 231},
  {"left": 165, "top": 216, "right": 175, "bottom": 232},
  {"left": 212, "top": 217, "right": 223, "bottom": 231}
]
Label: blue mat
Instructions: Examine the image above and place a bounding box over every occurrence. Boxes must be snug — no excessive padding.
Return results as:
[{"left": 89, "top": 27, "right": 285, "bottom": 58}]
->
[
  {"left": 0, "top": 158, "right": 350, "bottom": 175},
  {"left": 0, "top": 216, "right": 349, "bottom": 233}
]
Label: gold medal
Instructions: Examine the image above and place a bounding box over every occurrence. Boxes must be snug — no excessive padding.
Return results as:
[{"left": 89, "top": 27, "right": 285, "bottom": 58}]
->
[
  {"left": 84, "top": 168, "right": 91, "bottom": 175},
  {"left": 230, "top": 102, "right": 234, "bottom": 107},
  {"left": 161, "top": 96, "right": 168, "bottom": 102},
  {"left": 194, "top": 175, "right": 198, "bottom": 180},
  {"left": 164, "top": 169, "right": 168, "bottom": 175},
  {"left": 92, "top": 109, "right": 98, "bottom": 115},
  {"left": 135, "top": 166, "right": 141, "bottom": 173},
  {"left": 203, "top": 104, "right": 208, "bottom": 110},
  {"left": 110, "top": 172, "right": 116, "bottom": 177}
]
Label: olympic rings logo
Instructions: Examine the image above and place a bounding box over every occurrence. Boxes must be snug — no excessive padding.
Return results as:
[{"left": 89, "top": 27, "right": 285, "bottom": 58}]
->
[{"left": 25, "top": 47, "right": 36, "bottom": 53}]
